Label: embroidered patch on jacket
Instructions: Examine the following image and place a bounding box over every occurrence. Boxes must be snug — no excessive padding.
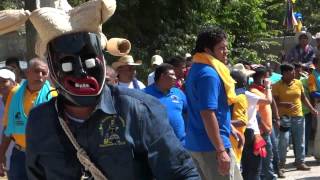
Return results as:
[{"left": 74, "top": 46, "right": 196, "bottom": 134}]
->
[
  {"left": 98, "top": 115, "right": 126, "bottom": 147},
  {"left": 170, "top": 95, "right": 180, "bottom": 103}
]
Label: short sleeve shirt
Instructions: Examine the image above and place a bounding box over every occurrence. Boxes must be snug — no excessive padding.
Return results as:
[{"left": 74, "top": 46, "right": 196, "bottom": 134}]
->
[
  {"left": 272, "top": 79, "right": 304, "bottom": 117},
  {"left": 185, "top": 63, "right": 231, "bottom": 151},
  {"left": 144, "top": 84, "right": 187, "bottom": 145}
]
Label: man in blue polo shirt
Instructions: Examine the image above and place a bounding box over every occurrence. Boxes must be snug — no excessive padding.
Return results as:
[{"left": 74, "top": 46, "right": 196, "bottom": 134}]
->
[
  {"left": 144, "top": 63, "right": 187, "bottom": 145},
  {"left": 185, "top": 26, "right": 240, "bottom": 180}
]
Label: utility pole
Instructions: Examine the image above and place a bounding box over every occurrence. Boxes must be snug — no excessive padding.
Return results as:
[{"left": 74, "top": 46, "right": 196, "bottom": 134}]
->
[{"left": 25, "top": 0, "right": 39, "bottom": 59}]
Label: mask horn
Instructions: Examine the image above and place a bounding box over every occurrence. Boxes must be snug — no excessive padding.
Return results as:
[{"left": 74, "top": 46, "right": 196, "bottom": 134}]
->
[{"left": 106, "top": 38, "right": 131, "bottom": 56}]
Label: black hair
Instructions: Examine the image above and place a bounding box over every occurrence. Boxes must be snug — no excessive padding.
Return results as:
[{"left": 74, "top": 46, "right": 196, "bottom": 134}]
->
[
  {"left": 280, "top": 64, "right": 294, "bottom": 74},
  {"left": 166, "top": 56, "right": 186, "bottom": 68},
  {"left": 293, "top": 62, "right": 302, "bottom": 69},
  {"left": 193, "top": 26, "right": 227, "bottom": 53},
  {"left": 252, "top": 67, "right": 267, "bottom": 81},
  {"left": 5, "top": 57, "right": 20, "bottom": 68},
  {"left": 154, "top": 63, "right": 174, "bottom": 82},
  {"left": 186, "top": 56, "right": 193, "bottom": 68}
]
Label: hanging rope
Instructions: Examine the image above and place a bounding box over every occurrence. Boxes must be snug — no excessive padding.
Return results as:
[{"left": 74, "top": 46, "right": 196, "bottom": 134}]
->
[{"left": 54, "top": 100, "right": 108, "bottom": 180}]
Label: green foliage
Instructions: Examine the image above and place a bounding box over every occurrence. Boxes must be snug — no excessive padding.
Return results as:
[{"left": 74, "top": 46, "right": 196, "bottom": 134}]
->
[
  {"left": 2, "top": 0, "right": 320, "bottom": 68},
  {"left": 0, "top": 0, "right": 24, "bottom": 10}
]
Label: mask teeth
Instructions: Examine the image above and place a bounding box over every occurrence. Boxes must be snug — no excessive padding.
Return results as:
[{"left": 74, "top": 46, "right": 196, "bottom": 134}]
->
[{"left": 75, "top": 83, "right": 90, "bottom": 88}]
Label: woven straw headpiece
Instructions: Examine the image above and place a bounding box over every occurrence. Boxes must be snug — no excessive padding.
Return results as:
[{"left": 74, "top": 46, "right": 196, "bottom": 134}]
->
[
  {"left": 29, "top": 0, "right": 116, "bottom": 58},
  {"left": 0, "top": 9, "right": 30, "bottom": 35}
]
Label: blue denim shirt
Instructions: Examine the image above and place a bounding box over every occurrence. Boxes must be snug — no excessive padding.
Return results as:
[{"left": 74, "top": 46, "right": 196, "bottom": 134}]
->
[{"left": 26, "top": 85, "right": 200, "bottom": 180}]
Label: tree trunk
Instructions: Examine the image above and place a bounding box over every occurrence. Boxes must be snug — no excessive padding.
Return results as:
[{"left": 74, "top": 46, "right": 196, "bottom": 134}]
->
[{"left": 25, "top": 0, "right": 39, "bottom": 59}]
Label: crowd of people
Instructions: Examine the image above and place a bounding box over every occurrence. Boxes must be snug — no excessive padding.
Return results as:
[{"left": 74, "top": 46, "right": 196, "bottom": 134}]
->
[{"left": 2, "top": 0, "right": 320, "bottom": 180}]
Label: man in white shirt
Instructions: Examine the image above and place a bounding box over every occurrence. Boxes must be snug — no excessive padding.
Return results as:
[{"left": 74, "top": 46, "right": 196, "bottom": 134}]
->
[
  {"left": 112, "top": 55, "right": 145, "bottom": 89},
  {"left": 147, "top": 55, "right": 163, "bottom": 85}
]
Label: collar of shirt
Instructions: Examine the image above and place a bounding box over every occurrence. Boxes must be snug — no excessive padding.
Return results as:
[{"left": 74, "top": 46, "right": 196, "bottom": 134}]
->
[
  {"left": 151, "top": 83, "right": 173, "bottom": 96},
  {"left": 97, "top": 85, "right": 117, "bottom": 115}
]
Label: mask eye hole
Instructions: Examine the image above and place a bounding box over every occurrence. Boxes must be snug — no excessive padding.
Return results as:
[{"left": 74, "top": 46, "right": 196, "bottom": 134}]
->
[
  {"left": 61, "top": 62, "right": 73, "bottom": 72},
  {"left": 85, "top": 58, "right": 96, "bottom": 69}
]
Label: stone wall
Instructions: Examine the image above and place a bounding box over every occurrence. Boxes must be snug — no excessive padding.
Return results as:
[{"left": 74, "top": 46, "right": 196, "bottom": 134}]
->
[{"left": 0, "top": 31, "right": 26, "bottom": 61}]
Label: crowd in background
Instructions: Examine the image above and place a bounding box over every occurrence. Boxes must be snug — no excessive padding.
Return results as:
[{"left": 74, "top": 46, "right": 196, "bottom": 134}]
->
[{"left": 1, "top": 26, "right": 320, "bottom": 180}]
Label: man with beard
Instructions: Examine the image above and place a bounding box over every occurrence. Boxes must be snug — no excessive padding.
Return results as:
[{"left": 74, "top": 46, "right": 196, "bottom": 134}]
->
[{"left": 23, "top": 0, "right": 199, "bottom": 179}]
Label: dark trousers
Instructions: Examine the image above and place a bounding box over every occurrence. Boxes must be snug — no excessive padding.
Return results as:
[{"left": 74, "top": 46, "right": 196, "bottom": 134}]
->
[
  {"left": 261, "top": 134, "right": 277, "bottom": 180},
  {"left": 271, "top": 125, "right": 280, "bottom": 174},
  {"left": 7, "top": 147, "right": 28, "bottom": 180},
  {"left": 304, "top": 113, "right": 312, "bottom": 154},
  {"left": 241, "top": 128, "right": 262, "bottom": 180}
]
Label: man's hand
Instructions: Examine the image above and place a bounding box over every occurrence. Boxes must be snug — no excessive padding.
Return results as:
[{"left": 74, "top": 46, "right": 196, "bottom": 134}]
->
[
  {"left": 216, "top": 151, "right": 230, "bottom": 176},
  {"left": 311, "top": 108, "right": 318, "bottom": 116},
  {"left": 231, "top": 129, "right": 245, "bottom": 148},
  {"left": 263, "top": 78, "right": 271, "bottom": 88}
]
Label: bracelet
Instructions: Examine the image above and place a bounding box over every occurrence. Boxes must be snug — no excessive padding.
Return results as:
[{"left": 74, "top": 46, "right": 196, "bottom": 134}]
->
[{"left": 216, "top": 149, "right": 226, "bottom": 154}]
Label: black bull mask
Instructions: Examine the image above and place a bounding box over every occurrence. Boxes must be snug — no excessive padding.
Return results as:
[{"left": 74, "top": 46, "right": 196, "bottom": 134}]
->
[{"left": 47, "top": 32, "right": 106, "bottom": 106}]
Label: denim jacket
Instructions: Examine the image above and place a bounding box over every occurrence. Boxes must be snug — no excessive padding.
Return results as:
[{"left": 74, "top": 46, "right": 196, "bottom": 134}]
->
[{"left": 26, "top": 85, "right": 200, "bottom": 180}]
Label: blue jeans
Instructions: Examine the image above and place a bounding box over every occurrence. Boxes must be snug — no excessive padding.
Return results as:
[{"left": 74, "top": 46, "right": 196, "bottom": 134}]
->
[
  {"left": 279, "top": 116, "right": 305, "bottom": 164},
  {"left": 241, "top": 128, "right": 262, "bottom": 180},
  {"left": 7, "top": 147, "right": 28, "bottom": 180},
  {"left": 261, "top": 134, "right": 277, "bottom": 180},
  {"left": 271, "top": 125, "right": 280, "bottom": 174}
]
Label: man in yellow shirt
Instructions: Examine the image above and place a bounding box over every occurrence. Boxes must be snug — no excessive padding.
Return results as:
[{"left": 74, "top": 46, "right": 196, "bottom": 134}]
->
[
  {"left": 273, "top": 64, "right": 317, "bottom": 173},
  {"left": 0, "top": 58, "right": 56, "bottom": 180}
]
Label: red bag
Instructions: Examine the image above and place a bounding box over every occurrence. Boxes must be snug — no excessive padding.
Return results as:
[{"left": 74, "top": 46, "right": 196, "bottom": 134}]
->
[{"left": 253, "top": 134, "right": 267, "bottom": 158}]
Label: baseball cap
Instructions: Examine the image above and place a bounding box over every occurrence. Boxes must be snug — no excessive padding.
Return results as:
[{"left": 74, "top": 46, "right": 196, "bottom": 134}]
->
[
  {"left": 151, "top": 55, "right": 163, "bottom": 66},
  {"left": 0, "top": 68, "right": 16, "bottom": 82}
]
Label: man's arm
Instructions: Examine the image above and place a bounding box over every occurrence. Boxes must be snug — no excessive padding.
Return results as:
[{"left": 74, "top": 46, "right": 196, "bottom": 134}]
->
[
  {"left": 141, "top": 98, "right": 200, "bottom": 180},
  {"left": 301, "top": 91, "right": 317, "bottom": 115},
  {"left": 0, "top": 134, "right": 11, "bottom": 176},
  {"left": 257, "top": 79, "right": 273, "bottom": 105},
  {"left": 271, "top": 99, "right": 281, "bottom": 128},
  {"left": 200, "top": 110, "right": 230, "bottom": 176},
  {"left": 200, "top": 110, "right": 226, "bottom": 152}
]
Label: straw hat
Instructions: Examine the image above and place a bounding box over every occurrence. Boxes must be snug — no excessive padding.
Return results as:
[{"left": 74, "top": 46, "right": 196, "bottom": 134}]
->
[
  {"left": 231, "top": 63, "right": 255, "bottom": 77},
  {"left": 0, "top": 10, "right": 30, "bottom": 35},
  {"left": 29, "top": 0, "right": 117, "bottom": 58},
  {"left": 112, "top": 55, "right": 142, "bottom": 70},
  {"left": 295, "top": 31, "right": 312, "bottom": 44}
]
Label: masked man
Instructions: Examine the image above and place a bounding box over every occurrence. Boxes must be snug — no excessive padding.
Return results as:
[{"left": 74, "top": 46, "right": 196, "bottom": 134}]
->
[{"left": 19, "top": 0, "right": 200, "bottom": 179}]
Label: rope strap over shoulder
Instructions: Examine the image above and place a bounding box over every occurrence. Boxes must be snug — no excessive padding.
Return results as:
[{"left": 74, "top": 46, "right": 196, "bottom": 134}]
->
[{"left": 55, "top": 100, "right": 108, "bottom": 180}]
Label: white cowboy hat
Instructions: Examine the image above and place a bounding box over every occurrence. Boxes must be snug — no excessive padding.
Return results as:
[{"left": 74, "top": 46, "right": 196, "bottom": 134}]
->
[
  {"left": 29, "top": 0, "right": 117, "bottom": 58},
  {"left": 112, "top": 55, "right": 142, "bottom": 70},
  {"left": 295, "top": 31, "right": 312, "bottom": 44},
  {"left": 231, "top": 63, "right": 255, "bottom": 77},
  {"left": 0, "top": 9, "right": 30, "bottom": 35}
]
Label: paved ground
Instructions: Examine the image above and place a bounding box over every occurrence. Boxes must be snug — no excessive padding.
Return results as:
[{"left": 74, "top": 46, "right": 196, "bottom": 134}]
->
[
  {"left": 0, "top": 150, "right": 318, "bottom": 179},
  {"left": 282, "top": 149, "right": 320, "bottom": 180}
]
